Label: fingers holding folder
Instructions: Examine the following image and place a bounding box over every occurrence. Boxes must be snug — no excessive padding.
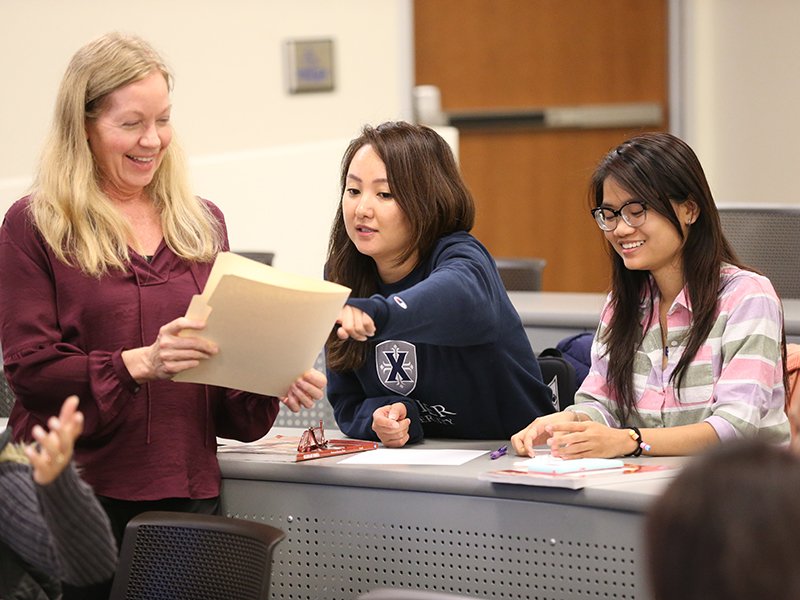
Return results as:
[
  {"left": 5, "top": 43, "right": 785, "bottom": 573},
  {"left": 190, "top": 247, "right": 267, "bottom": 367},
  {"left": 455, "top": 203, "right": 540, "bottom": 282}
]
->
[{"left": 173, "top": 252, "right": 350, "bottom": 399}]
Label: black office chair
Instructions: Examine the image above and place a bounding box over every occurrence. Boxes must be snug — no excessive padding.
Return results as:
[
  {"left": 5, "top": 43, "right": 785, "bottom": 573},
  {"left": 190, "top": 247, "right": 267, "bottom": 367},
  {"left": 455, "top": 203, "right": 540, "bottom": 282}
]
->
[
  {"left": 234, "top": 251, "right": 275, "bottom": 266},
  {"left": 537, "top": 348, "right": 577, "bottom": 411},
  {"left": 718, "top": 206, "right": 800, "bottom": 299},
  {"left": 0, "top": 371, "right": 16, "bottom": 418},
  {"left": 109, "top": 511, "right": 285, "bottom": 600},
  {"left": 494, "top": 257, "right": 546, "bottom": 291}
]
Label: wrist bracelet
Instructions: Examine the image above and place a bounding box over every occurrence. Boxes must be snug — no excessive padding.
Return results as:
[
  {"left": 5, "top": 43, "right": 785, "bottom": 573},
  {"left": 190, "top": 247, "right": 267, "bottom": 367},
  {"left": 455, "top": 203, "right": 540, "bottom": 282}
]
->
[{"left": 625, "top": 426, "right": 651, "bottom": 457}]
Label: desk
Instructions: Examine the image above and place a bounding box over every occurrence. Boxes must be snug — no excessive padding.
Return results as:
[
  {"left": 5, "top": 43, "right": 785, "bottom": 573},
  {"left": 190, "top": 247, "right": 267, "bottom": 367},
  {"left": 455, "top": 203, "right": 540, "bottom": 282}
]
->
[
  {"left": 220, "top": 429, "right": 684, "bottom": 600},
  {"left": 508, "top": 292, "right": 605, "bottom": 350},
  {"left": 509, "top": 292, "right": 800, "bottom": 349},
  {"left": 785, "top": 299, "right": 800, "bottom": 343}
]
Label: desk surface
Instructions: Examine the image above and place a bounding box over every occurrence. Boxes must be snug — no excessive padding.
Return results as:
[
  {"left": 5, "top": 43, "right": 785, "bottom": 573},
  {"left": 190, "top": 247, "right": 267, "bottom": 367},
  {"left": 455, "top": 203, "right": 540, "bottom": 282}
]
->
[
  {"left": 219, "top": 428, "right": 684, "bottom": 514},
  {"left": 509, "top": 291, "right": 800, "bottom": 336},
  {"left": 220, "top": 429, "right": 679, "bottom": 600},
  {"left": 508, "top": 291, "right": 606, "bottom": 329}
]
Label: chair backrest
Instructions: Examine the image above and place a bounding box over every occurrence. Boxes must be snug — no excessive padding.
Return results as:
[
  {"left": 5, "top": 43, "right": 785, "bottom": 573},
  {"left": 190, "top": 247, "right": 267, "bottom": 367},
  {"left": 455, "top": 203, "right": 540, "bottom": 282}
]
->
[
  {"left": 109, "top": 511, "right": 285, "bottom": 600},
  {"left": 0, "top": 371, "right": 15, "bottom": 419},
  {"left": 537, "top": 348, "right": 577, "bottom": 411},
  {"left": 718, "top": 206, "right": 800, "bottom": 299},
  {"left": 494, "top": 257, "right": 546, "bottom": 291},
  {"left": 234, "top": 251, "right": 275, "bottom": 266}
]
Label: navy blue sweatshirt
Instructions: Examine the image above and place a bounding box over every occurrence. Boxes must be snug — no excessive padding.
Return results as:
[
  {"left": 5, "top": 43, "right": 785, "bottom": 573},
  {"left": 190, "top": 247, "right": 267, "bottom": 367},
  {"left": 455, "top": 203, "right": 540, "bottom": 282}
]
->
[{"left": 327, "top": 232, "right": 555, "bottom": 443}]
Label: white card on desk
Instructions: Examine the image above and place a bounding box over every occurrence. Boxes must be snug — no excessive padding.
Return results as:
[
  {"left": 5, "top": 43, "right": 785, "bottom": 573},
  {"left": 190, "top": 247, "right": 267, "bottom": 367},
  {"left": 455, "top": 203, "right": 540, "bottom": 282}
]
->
[
  {"left": 338, "top": 449, "right": 488, "bottom": 466},
  {"left": 514, "top": 456, "right": 625, "bottom": 474}
]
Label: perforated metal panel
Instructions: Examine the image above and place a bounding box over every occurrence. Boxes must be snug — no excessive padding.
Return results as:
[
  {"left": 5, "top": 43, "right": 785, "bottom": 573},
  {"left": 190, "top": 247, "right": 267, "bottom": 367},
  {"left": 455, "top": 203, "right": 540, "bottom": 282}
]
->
[
  {"left": 223, "top": 479, "right": 647, "bottom": 600},
  {"left": 274, "top": 397, "right": 337, "bottom": 429},
  {"left": 718, "top": 207, "right": 800, "bottom": 299}
]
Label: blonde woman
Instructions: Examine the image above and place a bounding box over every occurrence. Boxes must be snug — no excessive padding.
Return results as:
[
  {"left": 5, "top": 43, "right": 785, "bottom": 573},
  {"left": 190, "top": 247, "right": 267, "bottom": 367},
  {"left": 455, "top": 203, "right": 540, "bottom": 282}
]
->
[{"left": 0, "top": 32, "right": 325, "bottom": 556}]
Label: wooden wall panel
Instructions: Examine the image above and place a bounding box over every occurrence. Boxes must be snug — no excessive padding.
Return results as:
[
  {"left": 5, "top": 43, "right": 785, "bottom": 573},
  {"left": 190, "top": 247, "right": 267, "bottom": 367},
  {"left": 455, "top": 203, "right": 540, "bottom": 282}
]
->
[{"left": 415, "top": 0, "right": 668, "bottom": 292}]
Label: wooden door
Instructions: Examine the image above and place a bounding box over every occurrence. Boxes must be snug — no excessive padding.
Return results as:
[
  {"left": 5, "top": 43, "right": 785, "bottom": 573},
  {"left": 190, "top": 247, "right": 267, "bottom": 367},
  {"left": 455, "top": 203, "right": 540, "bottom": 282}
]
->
[{"left": 415, "top": 0, "right": 668, "bottom": 293}]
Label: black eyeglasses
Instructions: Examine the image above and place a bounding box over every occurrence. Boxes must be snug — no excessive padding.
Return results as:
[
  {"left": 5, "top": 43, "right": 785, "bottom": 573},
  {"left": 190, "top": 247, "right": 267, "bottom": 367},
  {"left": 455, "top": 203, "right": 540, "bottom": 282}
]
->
[{"left": 590, "top": 201, "right": 648, "bottom": 232}]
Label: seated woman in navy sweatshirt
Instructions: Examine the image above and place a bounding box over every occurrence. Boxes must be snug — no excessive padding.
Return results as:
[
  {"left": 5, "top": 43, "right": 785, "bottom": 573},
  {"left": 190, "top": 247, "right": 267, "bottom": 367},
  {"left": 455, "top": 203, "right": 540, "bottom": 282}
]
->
[{"left": 324, "top": 121, "right": 555, "bottom": 447}]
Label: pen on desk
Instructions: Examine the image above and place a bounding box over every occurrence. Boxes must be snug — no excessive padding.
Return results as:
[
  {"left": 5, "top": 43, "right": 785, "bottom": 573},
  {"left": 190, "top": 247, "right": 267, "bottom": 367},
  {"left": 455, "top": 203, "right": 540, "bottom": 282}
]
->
[{"left": 490, "top": 445, "right": 507, "bottom": 459}]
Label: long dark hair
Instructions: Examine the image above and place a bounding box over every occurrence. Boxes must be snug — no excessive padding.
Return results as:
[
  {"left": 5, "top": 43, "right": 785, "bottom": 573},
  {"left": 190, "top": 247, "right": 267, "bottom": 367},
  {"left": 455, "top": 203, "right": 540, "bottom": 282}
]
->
[
  {"left": 646, "top": 440, "right": 800, "bottom": 600},
  {"left": 590, "top": 132, "right": 746, "bottom": 422},
  {"left": 325, "top": 121, "right": 475, "bottom": 372}
]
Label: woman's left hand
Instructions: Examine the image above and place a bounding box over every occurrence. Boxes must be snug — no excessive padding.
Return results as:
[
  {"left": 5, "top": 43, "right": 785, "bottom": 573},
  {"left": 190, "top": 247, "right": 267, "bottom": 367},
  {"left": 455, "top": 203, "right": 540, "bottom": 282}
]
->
[
  {"left": 280, "top": 368, "right": 327, "bottom": 413},
  {"left": 25, "top": 395, "right": 84, "bottom": 485},
  {"left": 545, "top": 420, "right": 636, "bottom": 459}
]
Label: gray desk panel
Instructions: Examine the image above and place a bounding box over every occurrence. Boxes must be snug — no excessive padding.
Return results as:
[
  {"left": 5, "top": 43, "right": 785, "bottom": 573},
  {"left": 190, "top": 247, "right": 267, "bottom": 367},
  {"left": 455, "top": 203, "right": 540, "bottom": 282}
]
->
[
  {"left": 219, "top": 437, "right": 677, "bottom": 514},
  {"left": 508, "top": 292, "right": 607, "bottom": 330},
  {"left": 220, "top": 433, "right": 680, "bottom": 600},
  {"left": 784, "top": 299, "right": 800, "bottom": 343},
  {"left": 223, "top": 478, "right": 647, "bottom": 600},
  {"left": 509, "top": 292, "right": 603, "bottom": 351}
]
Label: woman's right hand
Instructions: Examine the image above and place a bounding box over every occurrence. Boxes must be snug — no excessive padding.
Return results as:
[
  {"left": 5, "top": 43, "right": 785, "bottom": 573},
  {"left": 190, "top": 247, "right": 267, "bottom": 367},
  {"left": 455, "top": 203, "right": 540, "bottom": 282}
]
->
[
  {"left": 122, "top": 317, "right": 218, "bottom": 383},
  {"left": 336, "top": 305, "right": 376, "bottom": 341},
  {"left": 510, "top": 411, "right": 581, "bottom": 457}
]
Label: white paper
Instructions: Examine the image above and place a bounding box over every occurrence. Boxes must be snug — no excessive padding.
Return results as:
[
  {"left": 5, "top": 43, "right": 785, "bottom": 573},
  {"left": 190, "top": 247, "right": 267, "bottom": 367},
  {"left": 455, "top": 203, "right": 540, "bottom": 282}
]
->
[
  {"left": 337, "top": 449, "right": 488, "bottom": 466},
  {"left": 173, "top": 252, "right": 350, "bottom": 396}
]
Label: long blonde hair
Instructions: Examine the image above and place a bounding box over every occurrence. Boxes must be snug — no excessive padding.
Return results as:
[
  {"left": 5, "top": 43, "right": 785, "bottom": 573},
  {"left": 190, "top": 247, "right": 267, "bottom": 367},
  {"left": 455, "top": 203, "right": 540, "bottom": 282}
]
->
[{"left": 30, "top": 32, "right": 221, "bottom": 277}]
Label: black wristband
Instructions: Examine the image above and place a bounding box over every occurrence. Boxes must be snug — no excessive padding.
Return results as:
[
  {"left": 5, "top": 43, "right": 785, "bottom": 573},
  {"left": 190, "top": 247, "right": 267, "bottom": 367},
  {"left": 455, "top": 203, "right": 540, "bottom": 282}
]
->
[{"left": 625, "top": 426, "right": 644, "bottom": 457}]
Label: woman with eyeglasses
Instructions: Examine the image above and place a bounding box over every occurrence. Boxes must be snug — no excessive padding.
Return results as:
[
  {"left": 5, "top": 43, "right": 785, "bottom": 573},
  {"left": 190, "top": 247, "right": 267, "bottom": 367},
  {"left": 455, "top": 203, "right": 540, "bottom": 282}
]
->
[{"left": 511, "top": 132, "right": 790, "bottom": 459}]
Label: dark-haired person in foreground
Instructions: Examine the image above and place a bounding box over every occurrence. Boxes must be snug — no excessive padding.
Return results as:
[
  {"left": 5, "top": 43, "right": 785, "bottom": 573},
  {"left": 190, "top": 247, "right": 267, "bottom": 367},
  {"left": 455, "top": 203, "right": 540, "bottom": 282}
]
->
[{"left": 646, "top": 440, "right": 800, "bottom": 600}]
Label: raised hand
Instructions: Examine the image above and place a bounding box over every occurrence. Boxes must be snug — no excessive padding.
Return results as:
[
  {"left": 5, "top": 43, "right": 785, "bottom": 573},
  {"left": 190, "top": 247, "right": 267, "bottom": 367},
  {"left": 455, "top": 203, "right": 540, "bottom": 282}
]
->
[{"left": 26, "top": 396, "right": 84, "bottom": 485}]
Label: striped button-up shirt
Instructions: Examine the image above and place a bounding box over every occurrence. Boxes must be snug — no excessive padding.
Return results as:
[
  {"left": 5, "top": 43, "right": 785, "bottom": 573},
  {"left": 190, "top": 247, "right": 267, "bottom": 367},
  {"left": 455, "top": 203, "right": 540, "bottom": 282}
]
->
[{"left": 568, "top": 265, "right": 790, "bottom": 443}]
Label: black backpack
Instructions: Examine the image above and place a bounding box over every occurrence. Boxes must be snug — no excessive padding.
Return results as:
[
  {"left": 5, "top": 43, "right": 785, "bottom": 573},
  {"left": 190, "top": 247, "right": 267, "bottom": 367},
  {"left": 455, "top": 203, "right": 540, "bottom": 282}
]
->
[{"left": 537, "top": 348, "right": 578, "bottom": 411}]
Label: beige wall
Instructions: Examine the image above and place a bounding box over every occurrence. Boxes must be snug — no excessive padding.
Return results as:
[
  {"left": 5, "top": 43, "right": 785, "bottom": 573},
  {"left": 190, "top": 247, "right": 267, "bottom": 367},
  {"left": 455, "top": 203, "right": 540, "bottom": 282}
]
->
[
  {"left": 3, "top": 1, "right": 800, "bottom": 275},
  {"left": 677, "top": 0, "right": 800, "bottom": 207},
  {"left": 0, "top": 0, "right": 413, "bottom": 277}
]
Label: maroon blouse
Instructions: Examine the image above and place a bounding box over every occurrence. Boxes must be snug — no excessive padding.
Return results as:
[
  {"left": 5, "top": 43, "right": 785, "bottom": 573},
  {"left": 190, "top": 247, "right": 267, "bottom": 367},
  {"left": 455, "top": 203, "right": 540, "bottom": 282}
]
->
[{"left": 0, "top": 197, "right": 278, "bottom": 500}]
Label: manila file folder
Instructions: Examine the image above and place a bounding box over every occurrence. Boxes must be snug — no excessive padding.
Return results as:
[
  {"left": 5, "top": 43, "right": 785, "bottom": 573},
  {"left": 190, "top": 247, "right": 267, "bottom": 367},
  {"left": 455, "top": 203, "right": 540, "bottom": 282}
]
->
[{"left": 173, "top": 252, "right": 351, "bottom": 397}]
